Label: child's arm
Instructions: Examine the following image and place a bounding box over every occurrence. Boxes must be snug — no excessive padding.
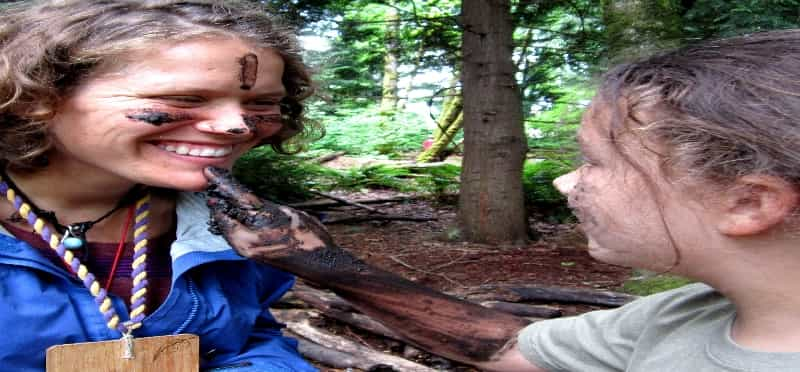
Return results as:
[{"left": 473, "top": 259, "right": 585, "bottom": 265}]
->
[{"left": 204, "top": 166, "right": 542, "bottom": 370}]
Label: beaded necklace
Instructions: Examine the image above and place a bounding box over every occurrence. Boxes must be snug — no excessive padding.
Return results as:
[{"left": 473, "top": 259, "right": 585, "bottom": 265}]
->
[{"left": 0, "top": 175, "right": 150, "bottom": 335}]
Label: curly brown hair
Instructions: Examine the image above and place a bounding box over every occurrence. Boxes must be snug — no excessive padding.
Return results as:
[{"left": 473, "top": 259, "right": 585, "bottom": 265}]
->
[{"left": 0, "top": 0, "right": 316, "bottom": 169}]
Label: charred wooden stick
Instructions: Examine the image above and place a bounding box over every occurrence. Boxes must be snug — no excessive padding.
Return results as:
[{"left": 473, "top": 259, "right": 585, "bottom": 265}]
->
[
  {"left": 287, "top": 283, "right": 402, "bottom": 340},
  {"left": 204, "top": 166, "right": 531, "bottom": 366}
]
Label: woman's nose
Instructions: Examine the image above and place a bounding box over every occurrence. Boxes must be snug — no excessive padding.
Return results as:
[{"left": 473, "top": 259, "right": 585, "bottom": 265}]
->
[
  {"left": 194, "top": 107, "right": 251, "bottom": 136},
  {"left": 553, "top": 170, "right": 579, "bottom": 196}
]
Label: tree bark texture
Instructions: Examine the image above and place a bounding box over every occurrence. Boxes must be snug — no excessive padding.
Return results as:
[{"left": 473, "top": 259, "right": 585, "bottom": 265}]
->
[
  {"left": 379, "top": 7, "right": 400, "bottom": 114},
  {"left": 459, "top": 0, "right": 528, "bottom": 243},
  {"left": 416, "top": 93, "right": 463, "bottom": 163}
]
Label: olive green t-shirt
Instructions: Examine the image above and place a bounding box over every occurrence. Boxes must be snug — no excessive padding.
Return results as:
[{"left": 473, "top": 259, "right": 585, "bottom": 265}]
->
[{"left": 518, "top": 283, "right": 800, "bottom": 371}]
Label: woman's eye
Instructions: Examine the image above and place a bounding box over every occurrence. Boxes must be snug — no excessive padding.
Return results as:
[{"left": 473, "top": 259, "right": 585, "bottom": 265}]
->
[{"left": 153, "top": 96, "right": 205, "bottom": 107}]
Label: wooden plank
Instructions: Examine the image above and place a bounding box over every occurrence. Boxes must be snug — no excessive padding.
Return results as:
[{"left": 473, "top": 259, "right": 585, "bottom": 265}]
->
[{"left": 46, "top": 334, "right": 198, "bottom": 372}]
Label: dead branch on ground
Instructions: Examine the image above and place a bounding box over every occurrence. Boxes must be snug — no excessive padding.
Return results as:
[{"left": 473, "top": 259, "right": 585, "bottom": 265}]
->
[{"left": 458, "top": 284, "right": 638, "bottom": 307}]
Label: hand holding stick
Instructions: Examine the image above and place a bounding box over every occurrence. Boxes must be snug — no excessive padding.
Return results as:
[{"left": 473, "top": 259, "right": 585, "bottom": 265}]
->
[{"left": 204, "top": 166, "right": 531, "bottom": 366}]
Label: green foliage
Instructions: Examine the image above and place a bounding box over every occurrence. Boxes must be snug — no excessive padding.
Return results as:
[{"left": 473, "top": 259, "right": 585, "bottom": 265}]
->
[
  {"left": 522, "top": 159, "right": 572, "bottom": 204},
  {"left": 336, "top": 165, "right": 411, "bottom": 190},
  {"left": 514, "top": 0, "right": 605, "bottom": 114},
  {"left": 526, "top": 84, "right": 592, "bottom": 156},
  {"left": 308, "top": 104, "right": 430, "bottom": 158},
  {"left": 234, "top": 146, "right": 461, "bottom": 201},
  {"left": 683, "top": 0, "right": 800, "bottom": 39},
  {"left": 232, "top": 147, "right": 342, "bottom": 203},
  {"left": 621, "top": 272, "right": 694, "bottom": 296},
  {"left": 335, "top": 163, "right": 460, "bottom": 195}
]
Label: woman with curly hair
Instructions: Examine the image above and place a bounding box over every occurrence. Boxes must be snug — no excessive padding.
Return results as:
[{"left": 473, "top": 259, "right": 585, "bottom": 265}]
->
[{"left": 0, "top": 1, "right": 317, "bottom": 370}]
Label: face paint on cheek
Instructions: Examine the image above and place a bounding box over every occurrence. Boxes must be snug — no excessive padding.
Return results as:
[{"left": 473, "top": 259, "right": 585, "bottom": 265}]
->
[
  {"left": 125, "top": 109, "right": 194, "bottom": 126},
  {"left": 241, "top": 114, "right": 282, "bottom": 135},
  {"left": 226, "top": 127, "right": 247, "bottom": 135},
  {"left": 238, "top": 53, "right": 258, "bottom": 90}
]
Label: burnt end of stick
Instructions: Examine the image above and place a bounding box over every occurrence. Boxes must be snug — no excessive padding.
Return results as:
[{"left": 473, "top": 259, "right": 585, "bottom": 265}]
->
[
  {"left": 271, "top": 246, "right": 371, "bottom": 275},
  {"left": 205, "top": 167, "right": 291, "bottom": 227}
]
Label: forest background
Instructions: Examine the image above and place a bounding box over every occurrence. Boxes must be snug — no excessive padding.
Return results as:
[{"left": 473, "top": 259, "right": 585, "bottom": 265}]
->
[{"left": 240, "top": 0, "right": 800, "bottom": 243}]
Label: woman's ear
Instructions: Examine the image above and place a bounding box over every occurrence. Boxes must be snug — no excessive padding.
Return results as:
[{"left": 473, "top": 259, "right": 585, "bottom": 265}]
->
[{"left": 715, "top": 175, "right": 799, "bottom": 236}]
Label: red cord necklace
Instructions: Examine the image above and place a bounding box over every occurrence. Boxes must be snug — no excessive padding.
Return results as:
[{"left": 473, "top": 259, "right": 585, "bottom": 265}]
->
[{"left": 105, "top": 204, "right": 136, "bottom": 291}]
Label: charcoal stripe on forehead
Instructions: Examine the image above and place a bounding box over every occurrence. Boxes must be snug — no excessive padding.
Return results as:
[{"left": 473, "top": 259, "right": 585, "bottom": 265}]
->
[
  {"left": 125, "top": 109, "right": 194, "bottom": 126},
  {"left": 238, "top": 53, "right": 258, "bottom": 90}
]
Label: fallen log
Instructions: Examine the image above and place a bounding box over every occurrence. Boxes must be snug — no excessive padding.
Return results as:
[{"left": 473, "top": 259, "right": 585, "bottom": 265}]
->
[
  {"left": 480, "top": 301, "right": 562, "bottom": 318},
  {"left": 274, "top": 309, "right": 437, "bottom": 372},
  {"left": 289, "top": 196, "right": 413, "bottom": 210},
  {"left": 309, "top": 190, "right": 386, "bottom": 214},
  {"left": 289, "top": 282, "right": 355, "bottom": 312},
  {"left": 285, "top": 283, "right": 402, "bottom": 340},
  {"left": 312, "top": 151, "right": 346, "bottom": 164},
  {"left": 460, "top": 285, "right": 638, "bottom": 307},
  {"left": 324, "top": 215, "right": 437, "bottom": 225}
]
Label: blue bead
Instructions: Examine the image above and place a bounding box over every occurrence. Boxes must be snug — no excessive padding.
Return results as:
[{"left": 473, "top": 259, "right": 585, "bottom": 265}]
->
[{"left": 63, "top": 237, "right": 84, "bottom": 249}]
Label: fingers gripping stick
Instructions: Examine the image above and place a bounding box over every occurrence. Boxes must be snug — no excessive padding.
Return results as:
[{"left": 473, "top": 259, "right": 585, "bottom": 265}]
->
[{"left": 204, "top": 167, "right": 332, "bottom": 258}]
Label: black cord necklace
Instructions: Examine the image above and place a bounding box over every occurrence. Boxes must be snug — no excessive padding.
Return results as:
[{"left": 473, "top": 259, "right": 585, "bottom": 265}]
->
[{"left": 0, "top": 169, "right": 142, "bottom": 255}]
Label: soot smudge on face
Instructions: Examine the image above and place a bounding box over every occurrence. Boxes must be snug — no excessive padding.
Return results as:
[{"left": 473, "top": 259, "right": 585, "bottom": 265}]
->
[
  {"left": 242, "top": 114, "right": 282, "bottom": 133},
  {"left": 238, "top": 53, "right": 258, "bottom": 90},
  {"left": 226, "top": 127, "right": 248, "bottom": 135},
  {"left": 126, "top": 109, "right": 192, "bottom": 126}
]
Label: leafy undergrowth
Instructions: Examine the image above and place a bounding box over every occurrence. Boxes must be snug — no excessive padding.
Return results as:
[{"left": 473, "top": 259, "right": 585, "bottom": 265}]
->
[{"left": 621, "top": 271, "right": 694, "bottom": 296}]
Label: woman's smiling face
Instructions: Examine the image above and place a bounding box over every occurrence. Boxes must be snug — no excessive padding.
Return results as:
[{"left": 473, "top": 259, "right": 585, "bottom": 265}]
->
[{"left": 47, "top": 37, "right": 287, "bottom": 191}]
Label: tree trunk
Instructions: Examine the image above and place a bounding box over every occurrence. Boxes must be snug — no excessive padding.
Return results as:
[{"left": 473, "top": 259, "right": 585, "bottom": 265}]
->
[
  {"left": 416, "top": 92, "right": 463, "bottom": 163},
  {"left": 379, "top": 7, "right": 400, "bottom": 114},
  {"left": 458, "top": 0, "right": 528, "bottom": 243}
]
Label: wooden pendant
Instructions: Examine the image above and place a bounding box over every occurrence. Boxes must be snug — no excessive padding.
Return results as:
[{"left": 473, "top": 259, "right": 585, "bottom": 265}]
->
[{"left": 46, "top": 334, "right": 199, "bottom": 372}]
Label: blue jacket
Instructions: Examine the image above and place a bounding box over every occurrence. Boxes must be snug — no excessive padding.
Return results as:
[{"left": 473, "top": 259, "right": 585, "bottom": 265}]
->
[{"left": 0, "top": 192, "right": 317, "bottom": 371}]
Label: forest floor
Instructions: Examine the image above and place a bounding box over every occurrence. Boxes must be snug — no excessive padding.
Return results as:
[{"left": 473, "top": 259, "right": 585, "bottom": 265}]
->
[{"left": 301, "top": 186, "right": 633, "bottom": 371}]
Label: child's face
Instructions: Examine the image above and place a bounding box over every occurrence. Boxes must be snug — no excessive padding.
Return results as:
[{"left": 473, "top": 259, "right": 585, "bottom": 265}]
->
[
  {"left": 553, "top": 99, "right": 712, "bottom": 273},
  {"left": 47, "top": 37, "right": 287, "bottom": 191}
]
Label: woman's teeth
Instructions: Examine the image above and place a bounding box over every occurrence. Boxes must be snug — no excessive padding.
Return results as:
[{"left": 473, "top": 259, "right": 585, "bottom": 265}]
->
[{"left": 159, "top": 143, "right": 233, "bottom": 158}]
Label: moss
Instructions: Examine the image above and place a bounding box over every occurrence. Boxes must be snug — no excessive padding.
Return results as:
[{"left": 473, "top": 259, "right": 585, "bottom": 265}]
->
[{"left": 621, "top": 271, "right": 694, "bottom": 296}]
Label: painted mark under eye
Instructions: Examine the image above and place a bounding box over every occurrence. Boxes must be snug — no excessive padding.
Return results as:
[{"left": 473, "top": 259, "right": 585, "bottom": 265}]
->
[{"left": 126, "top": 109, "right": 194, "bottom": 126}]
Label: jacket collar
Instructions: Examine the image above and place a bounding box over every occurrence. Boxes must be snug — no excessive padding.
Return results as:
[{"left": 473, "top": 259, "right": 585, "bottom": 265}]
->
[{"left": 0, "top": 191, "right": 246, "bottom": 279}]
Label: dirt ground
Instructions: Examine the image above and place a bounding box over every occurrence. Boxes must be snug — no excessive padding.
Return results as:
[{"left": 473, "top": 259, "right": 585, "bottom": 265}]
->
[
  {"left": 323, "top": 190, "right": 631, "bottom": 301},
  {"left": 302, "top": 189, "right": 633, "bottom": 371}
]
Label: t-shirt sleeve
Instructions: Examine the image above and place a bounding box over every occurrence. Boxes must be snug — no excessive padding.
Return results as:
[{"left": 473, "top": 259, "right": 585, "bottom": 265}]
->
[{"left": 516, "top": 291, "right": 670, "bottom": 371}]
